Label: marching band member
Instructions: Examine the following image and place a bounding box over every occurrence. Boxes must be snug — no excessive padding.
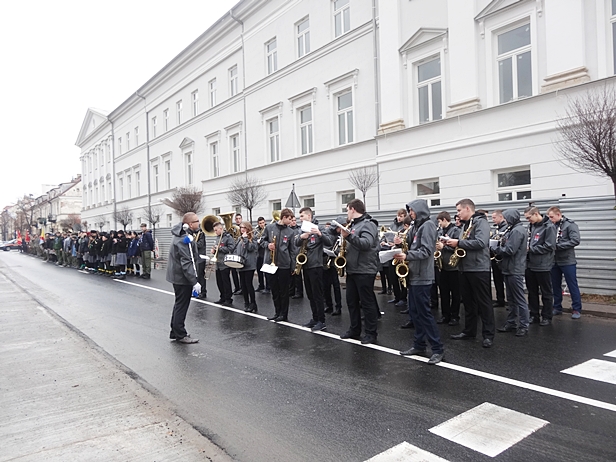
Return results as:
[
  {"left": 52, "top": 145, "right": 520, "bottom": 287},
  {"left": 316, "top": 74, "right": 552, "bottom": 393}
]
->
[
  {"left": 323, "top": 219, "right": 343, "bottom": 316},
  {"left": 385, "top": 209, "right": 408, "bottom": 307},
  {"left": 447, "top": 198, "right": 495, "bottom": 348},
  {"left": 212, "top": 221, "right": 235, "bottom": 307},
  {"left": 547, "top": 206, "right": 582, "bottom": 319},
  {"left": 255, "top": 217, "right": 269, "bottom": 293},
  {"left": 289, "top": 216, "right": 304, "bottom": 299},
  {"left": 524, "top": 206, "right": 556, "bottom": 325},
  {"left": 494, "top": 209, "right": 529, "bottom": 337},
  {"left": 490, "top": 210, "right": 507, "bottom": 307},
  {"left": 231, "top": 213, "right": 243, "bottom": 295},
  {"left": 234, "top": 221, "right": 258, "bottom": 313},
  {"left": 338, "top": 199, "right": 380, "bottom": 345},
  {"left": 435, "top": 211, "right": 461, "bottom": 325},
  {"left": 295, "top": 207, "right": 334, "bottom": 332},
  {"left": 260, "top": 208, "right": 296, "bottom": 322},
  {"left": 396, "top": 200, "right": 444, "bottom": 365}
]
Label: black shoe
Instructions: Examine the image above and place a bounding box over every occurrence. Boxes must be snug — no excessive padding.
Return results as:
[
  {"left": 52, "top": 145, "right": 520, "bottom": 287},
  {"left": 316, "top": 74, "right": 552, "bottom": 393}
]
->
[
  {"left": 492, "top": 301, "right": 506, "bottom": 308},
  {"left": 399, "top": 347, "right": 426, "bottom": 356},
  {"left": 256, "top": 286, "right": 264, "bottom": 292},
  {"left": 529, "top": 316, "right": 540, "bottom": 324},
  {"left": 331, "top": 308, "right": 342, "bottom": 316},
  {"left": 448, "top": 318, "right": 460, "bottom": 326},
  {"left": 515, "top": 328, "right": 528, "bottom": 337},
  {"left": 248, "top": 302, "right": 258, "bottom": 313},
  {"left": 497, "top": 324, "right": 517, "bottom": 333},
  {"left": 340, "top": 331, "right": 360, "bottom": 340},
  {"left": 311, "top": 321, "right": 326, "bottom": 332},
  {"left": 482, "top": 338, "right": 493, "bottom": 348},
  {"left": 378, "top": 289, "right": 387, "bottom": 294},
  {"left": 324, "top": 307, "right": 333, "bottom": 314},
  {"left": 387, "top": 299, "right": 398, "bottom": 304},
  {"left": 539, "top": 319, "right": 552, "bottom": 326},
  {"left": 360, "top": 335, "right": 376, "bottom": 345},
  {"left": 395, "top": 300, "right": 407, "bottom": 308},
  {"left": 428, "top": 353, "right": 445, "bottom": 365},
  {"left": 303, "top": 319, "right": 318, "bottom": 328},
  {"left": 292, "top": 294, "right": 303, "bottom": 299},
  {"left": 273, "top": 316, "right": 288, "bottom": 322},
  {"left": 400, "top": 321, "right": 414, "bottom": 329},
  {"left": 141, "top": 274, "right": 150, "bottom": 279},
  {"left": 214, "top": 299, "right": 224, "bottom": 304},
  {"left": 436, "top": 317, "right": 451, "bottom": 325},
  {"left": 451, "top": 333, "right": 475, "bottom": 340},
  {"left": 244, "top": 304, "right": 251, "bottom": 312},
  {"left": 267, "top": 315, "right": 278, "bottom": 321},
  {"left": 197, "top": 293, "right": 207, "bottom": 299},
  {"left": 262, "top": 289, "right": 271, "bottom": 294},
  {"left": 399, "top": 309, "right": 409, "bottom": 314},
  {"left": 221, "top": 300, "right": 233, "bottom": 307},
  {"left": 387, "top": 289, "right": 393, "bottom": 295}
]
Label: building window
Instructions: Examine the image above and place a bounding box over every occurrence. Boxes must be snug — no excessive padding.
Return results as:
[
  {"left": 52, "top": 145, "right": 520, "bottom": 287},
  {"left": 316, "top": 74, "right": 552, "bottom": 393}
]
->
[
  {"left": 416, "top": 179, "right": 440, "bottom": 206},
  {"left": 417, "top": 57, "right": 442, "bottom": 123},
  {"left": 229, "top": 66, "right": 238, "bottom": 96},
  {"left": 192, "top": 90, "right": 199, "bottom": 116},
  {"left": 299, "top": 105, "right": 313, "bottom": 155},
  {"left": 230, "top": 134, "right": 241, "bottom": 173},
  {"left": 185, "top": 152, "right": 193, "bottom": 185},
  {"left": 211, "top": 142, "right": 219, "bottom": 178},
  {"left": 100, "top": 183, "right": 105, "bottom": 203},
  {"left": 108, "top": 180, "right": 112, "bottom": 200},
  {"left": 94, "top": 186, "right": 98, "bottom": 205},
  {"left": 271, "top": 200, "right": 282, "bottom": 212},
  {"left": 334, "top": 0, "right": 350, "bottom": 37},
  {"left": 100, "top": 148, "right": 104, "bottom": 167},
  {"left": 212, "top": 207, "right": 221, "bottom": 216},
  {"left": 268, "top": 117, "right": 280, "bottom": 162},
  {"left": 497, "top": 23, "right": 532, "bottom": 104},
  {"left": 164, "top": 109, "right": 169, "bottom": 131},
  {"left": 126, "top": 174, "right": 132, "bottom": 199},
  {"left": 340, "top": 191, "right": 355, "bottom": 212},
  {"left": 118, "top": 137, "right": 122, "bottom": 155},
  {"left": 106, "top": 143, "right": 111, "bottom": 163},
  {"left": 126, "top": 132, "right": 130, "bottom": 151},
  {"left": 337, "top": 90, "right": 353, "bottom": 146},
  {"left": 176, "top": 101, "right": 183, "bottom": 125},
  {"left": 119, "top": 177, "right": 124, "bottom": 201},
  {"left": 153, "top": 165, "right": 159, "bottom": 192},
  {"left": 297, "top": 18, "right": 310, "bottom": 58},
  {"left": 612, "top": 0, "right": 616, "bottom": 73},
  {"left": 303, "top": 196, "right": 315, "bottom": 214},
  {"left": 496, "top": 169, "right": 531, "bottom": 201},
  {"left": 209, "top": 79, "right": 217, "bottom": 107},
  {"left": 266, "top": 38, "right": 278, "bottom": 74},
  {"left": 134, "top": 127, "right": 139, "bottom": 146},
  {"left": 135, "top": 171, "right": 140, "bottom": 196},
  {"left": 167, "top": 214, "right": 173, "bottom": 228},
  {"left": 165, "top": 160, "right": 171, "bottom": 189},
  {"left": 152, "top": 117, "right": 157, "bottom": 138}
]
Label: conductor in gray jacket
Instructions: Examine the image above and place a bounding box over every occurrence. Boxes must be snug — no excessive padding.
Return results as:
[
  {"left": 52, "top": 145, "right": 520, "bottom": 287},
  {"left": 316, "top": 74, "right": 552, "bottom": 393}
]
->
[
  {"left": 166, "top": 212, "right": 201, "bottom": 344},
  {"left": 494, "top": 209, "right": 529, "bottom": 337}
]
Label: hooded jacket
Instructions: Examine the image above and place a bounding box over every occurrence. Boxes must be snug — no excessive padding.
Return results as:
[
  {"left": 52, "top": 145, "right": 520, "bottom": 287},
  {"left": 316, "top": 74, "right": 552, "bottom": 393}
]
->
[
  {"left": 390, "top": 216, "right": 405, "bottom": 233},
  {"left": 345, "top": 213, "right": 379, "bottom": 275},
  {"left": 260, "top": 222, "right": 296, "bottom": 269},
  {"left": 456, "top": 212, "right": 491, "bottom": 272},
  {"left": 527, "top": 215, "right": 556, "bottom": 271},
  {"left": 234, "top": 234, "right": 258, "bottom": 272},
  {"left": 437, "top": 221, "right": 461, "bottom": 272},
  {"left": 404, "top": 200, "right": 436, "bottom": 285},
  {"left": 214, "top": 231, "right": 236, "bottom": 270},
  {"left": 554, "top": 216, "right": 580, "bottom": 266},
  {"left": 494, "top": 209, "right": 527, "bottom": 275},
  {"left": 294, "top": 218, "right": 334, "bottom": 270},
  {"left": 139, "top": 230, "right": 154, "bottom": 252},
  {"left": 165, "top": 223, "right": 198, "bottom": 286}
]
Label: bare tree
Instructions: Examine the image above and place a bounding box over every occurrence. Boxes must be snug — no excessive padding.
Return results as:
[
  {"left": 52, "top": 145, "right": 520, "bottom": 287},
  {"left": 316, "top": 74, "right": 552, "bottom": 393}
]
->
[
  {"left": 113, "top": 206, "right": 133, "bottom": 231},
  {"left": 556, "top": 85, "right": 616, "bottom": 199},
  {"left": 162, "top": 186, "right": 204, "bottom": 217},
  {"left": 348, "top": 167, "right": 380, "bottom": 203},
  {"left": 142, "top": 204, "right": 163, "bottom": 240},
  {"left": 1, "top": 209, "right": 11, "bottom": 241},
  {"left": 59, "top": 214, "right": 82, "bottom": 232},
  {"left": 92, "top": 215, "right": 107, "bottom": 231},
  {"left": 226, "top": 176, "right": 268, "bottom": 222},
  {"left": 15, "top": 195, "right": 35, "bottom": 233}
]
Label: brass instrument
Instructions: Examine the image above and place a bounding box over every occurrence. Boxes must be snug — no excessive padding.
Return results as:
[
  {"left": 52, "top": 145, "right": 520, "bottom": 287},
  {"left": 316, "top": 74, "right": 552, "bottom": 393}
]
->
[
  {"left": 293, "top": 238, "right": 308, "bottom": 275},
  {"left": 271, "top": 210, "right": 281, "bottom": 224},
  {"left": 449, "top": 219, "right": 473, "bottom": 267},
  {"left": 393, "top": 228, "right": 410, "bottom": 287},
  {"left": 204, "top": 233, "right": 223, "bottom": 280},
  {"left": 331, "top": 220, "right": 351, "bottom": 276},
  {"left": 325, "top": 238, "right": 340, "bottom": 269},
  {"left": 434, "top": 233, "right": 443, "bottom": 271},
  {"left": 270, "top": 235, "right": 277, "bottom": 267}
]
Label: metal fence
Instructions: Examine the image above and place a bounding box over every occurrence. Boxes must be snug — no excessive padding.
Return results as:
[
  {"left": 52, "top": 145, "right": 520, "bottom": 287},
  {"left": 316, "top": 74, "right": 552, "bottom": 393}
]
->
[{"left": 154, "top": 195, "right": 616, "bottom": 295}]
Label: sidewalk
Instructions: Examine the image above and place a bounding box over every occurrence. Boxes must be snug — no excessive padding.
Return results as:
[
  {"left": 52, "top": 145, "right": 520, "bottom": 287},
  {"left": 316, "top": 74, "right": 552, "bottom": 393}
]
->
[{"left": 0, "top": 270, "right": 231, "bottom": 462}]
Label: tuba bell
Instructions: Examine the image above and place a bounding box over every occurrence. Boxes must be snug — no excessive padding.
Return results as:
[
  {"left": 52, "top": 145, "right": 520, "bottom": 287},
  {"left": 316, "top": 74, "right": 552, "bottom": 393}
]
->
[{"left": 271, "top": 210, "right": 281, "bottom": 224}]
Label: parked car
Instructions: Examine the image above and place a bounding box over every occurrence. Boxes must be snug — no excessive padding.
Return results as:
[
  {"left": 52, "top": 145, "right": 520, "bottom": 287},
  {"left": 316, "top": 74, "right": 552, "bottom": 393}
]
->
[{"left": 0, "top": 239, "right": 21, "bottom": 251}]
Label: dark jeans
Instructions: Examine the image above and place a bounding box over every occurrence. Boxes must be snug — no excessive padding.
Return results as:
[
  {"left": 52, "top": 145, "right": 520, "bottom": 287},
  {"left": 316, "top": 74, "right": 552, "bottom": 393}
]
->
[
  {"left": 389, "top": 264, "right": 407, "bottom": 302},
  {"left": 551, "top": 264, "right": 582, "bottom": 312},
  {"left": 270, "top": 268, "right": 291, "bottom": 319},
  {"left": 323, "top": 266, "right": 342, "bottom": 309},
  {"left": 216, "top": 267, "right": 233, "bottom": 302},
  {"left": 408, "top": 284, "right": 443, "bottom": 354},
  {"left": 239, "top": 269, "right": 256, "bottom": 305},
  {"left": 460, "top": 271, "right": 495, "bottom": 340},
  {"left": 492, "top": 260, "right": 505, "bottom": 303},
  {"left": 231, "top": 268, "right": 240, "bottom": 291},
  {"left": 170, "top": 284, "right": 193, "bottom": 340},
  {"left": 504, "top": 274, "right": 529, "bottom": 328},
  {"left": 346, "top": 273, "right": 378, "bottom": 338},
  {"left": 304, "top": 266, "right": 325, "bottom": 323},
  {"left": 196, "top": 261, "right": 207, "bottom": 296},
  {"left": 525, "top": 269, "right": 553, "bottom": 320},
  {"left": 439, "top": 270, "right": 460, "bottom": 320}
]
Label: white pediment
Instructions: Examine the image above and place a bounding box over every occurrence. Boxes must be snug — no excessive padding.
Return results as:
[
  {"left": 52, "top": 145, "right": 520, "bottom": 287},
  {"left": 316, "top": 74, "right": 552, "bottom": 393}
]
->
[
  {"left": 399, "top": 28, "right": 448, "bottom": 54},
  {"left": 475, "top": 0, "right": 529, "bottom": 21},
  {"left": 179, "top": 137, "right": 195, "bottom": 149},
  {"left": 75, "top": 108, "right": 109, "bottom": 147}
]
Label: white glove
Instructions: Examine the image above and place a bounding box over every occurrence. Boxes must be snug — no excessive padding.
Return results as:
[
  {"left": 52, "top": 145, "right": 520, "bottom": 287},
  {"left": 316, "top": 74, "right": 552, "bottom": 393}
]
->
[{"left": 192, "top": 283, "right": 202, "bottom": 294}]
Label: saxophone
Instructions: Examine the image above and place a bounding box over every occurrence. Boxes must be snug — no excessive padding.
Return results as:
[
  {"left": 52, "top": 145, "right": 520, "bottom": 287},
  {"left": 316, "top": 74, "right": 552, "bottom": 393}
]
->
[
  {"left": 449, "top": 219, "right": 473, "bottom": 267},
  {"left": 394, "top": 228, "right": 410, "bottom": 288},
  {"left": 293, "top": 238, "right": 308, "bottom": 275},
  {"left": 434, "top": 234, "right": 443, "bottom": 271}
]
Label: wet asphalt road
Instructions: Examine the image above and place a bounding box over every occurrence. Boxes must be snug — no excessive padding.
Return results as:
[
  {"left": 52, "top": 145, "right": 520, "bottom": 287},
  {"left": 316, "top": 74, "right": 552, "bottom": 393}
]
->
[{"left": 3, "top": 251, "right": 616, "bottom": 461}]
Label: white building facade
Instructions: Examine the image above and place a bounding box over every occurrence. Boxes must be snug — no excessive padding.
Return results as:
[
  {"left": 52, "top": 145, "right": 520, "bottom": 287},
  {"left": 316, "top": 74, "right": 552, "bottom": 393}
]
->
[{"left": 77, "top": 0, "right": 616, "bottom": 231}]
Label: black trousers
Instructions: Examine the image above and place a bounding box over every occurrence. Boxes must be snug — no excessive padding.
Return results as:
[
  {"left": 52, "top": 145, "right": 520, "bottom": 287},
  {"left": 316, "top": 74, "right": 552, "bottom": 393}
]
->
[
  {"left": 439, "top": 270, "right": 461, "bottom": 320},
  {"left": 431, "top": 267, "right": 441, "bottom": 306},
  {"left": 256, "top": 254, "right": 268, "bottom": 289},
  {"left": 271, "top": 268, "right": 291, "bottom": 319},
  {"left": 379, "top": 269, "right": 389, "bottom": 291},
  {"left": 196, "top": 260, "right": 207, "bottom": 296},
  {"left": 239, "top": 270, "right": 256, "bottom": 305},
  {"left": 388, "top": 264, "right": 407, "bottom": 301},
  {"left": 216, "top": 267, "right": 233, "bottom": 302},
  {"left": 304, "top": 266, "right": 326, "bottom": 323},
  {"left": 346, "top": 273, "right": 378, "bottom": 338},
  {"left": 290, "top": 272, "right": 304, "bottom": 296},
  {"left": 323, "top": 266, "right": 342, "bottom": 309},
  {"left": 491, "top": 260, "right": 505, "bottom": 303},
  {"left": 460, "top": 271, "right": 495, "bottom": 340},
  {"left": 231, "top": 268, "right": 240, "bottom": 291},
  {"left": 525, "top": 269, "right": 553, "bottom": 320},
  {"left": 170, "top": 284, "right": 193, "bottom": 340}
]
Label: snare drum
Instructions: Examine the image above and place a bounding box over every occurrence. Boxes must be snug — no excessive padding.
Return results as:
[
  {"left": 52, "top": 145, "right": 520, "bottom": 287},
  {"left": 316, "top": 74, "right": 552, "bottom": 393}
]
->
[{"left": 224, "top": 254, "right": 245, "bottom": 269}]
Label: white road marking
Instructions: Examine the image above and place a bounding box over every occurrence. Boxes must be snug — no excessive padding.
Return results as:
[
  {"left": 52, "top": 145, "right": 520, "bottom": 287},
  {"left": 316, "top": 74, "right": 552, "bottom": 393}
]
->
[
  {"left": 115, "top": 279, "right": 616, "bottom": 413},
  {"left": 364, "top": 442, "right": 448, "bottom": 462},
  {"left": 429, "top": 402, "right": 548, "bottom": 458},
  {"left": 561, "top": 359, "right": 616, "bottom": 386},
  {"left": 604, "top": 350, "right": 616, "bottom": 358}
]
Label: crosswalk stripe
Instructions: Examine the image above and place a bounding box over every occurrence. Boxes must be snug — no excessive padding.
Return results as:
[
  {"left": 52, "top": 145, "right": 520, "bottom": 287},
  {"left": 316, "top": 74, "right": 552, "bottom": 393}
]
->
[
  {"left": 364, "top": 442, "right": 448, "bottom": 462},
  {"left": 561, "top": 359, "right": 616, "bottom": 386},
  {"left": 604, "top": 350, "right": 616, "bottom": 358}
]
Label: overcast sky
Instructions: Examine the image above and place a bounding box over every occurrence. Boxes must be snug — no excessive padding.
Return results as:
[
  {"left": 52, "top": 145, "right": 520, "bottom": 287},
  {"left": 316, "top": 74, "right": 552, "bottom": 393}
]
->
[{"left": 0, "top": 0, "right": 238, "bottom": 207}]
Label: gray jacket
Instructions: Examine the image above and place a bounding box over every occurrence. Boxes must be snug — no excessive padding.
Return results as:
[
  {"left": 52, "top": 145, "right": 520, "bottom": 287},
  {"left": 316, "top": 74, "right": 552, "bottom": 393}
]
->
[
  {"left": 457, "top": 213, "right": 491, "bottom": 272},
  {"left": 260, "top": 222, "right": 296, "bottom": 269},
  {"left": 215, "top": 232, "right": 236, "bottom": 270},
  {"left": 345, "top": 213, "right": 379, "bottom": 275},
  {"left": 166, "top": 223, "right": 198, "bottom": 286},
  {"left": 438, "top": 222, "right": 461, "bottom": 272},
  {"left": 294, "top": 219, "right": 334, "bottom": 270},
  {"left": 404, "top": 200, "right": 436, "bottom": 285},
  {"left": 527, "top": 215, "right": 556, "bottom": 272},
  {"left": 554, "top": 217, "right": 580, "bottom": 266},
  {"left": 234, "top": 235, "right": 258, "bottom": 272},
  {"left": 494, "top": 209, "right": 527, "bottom": 275}
]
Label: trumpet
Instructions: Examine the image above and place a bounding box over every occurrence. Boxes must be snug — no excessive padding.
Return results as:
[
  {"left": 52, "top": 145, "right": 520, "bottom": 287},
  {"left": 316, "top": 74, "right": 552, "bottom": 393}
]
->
[{"left": 270, "top": 235, "right": 277, "bottom": 267}]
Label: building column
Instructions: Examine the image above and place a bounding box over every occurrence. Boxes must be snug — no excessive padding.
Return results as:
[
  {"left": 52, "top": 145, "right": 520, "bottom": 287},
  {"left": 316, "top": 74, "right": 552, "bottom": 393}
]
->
[{"left": 542, "top": 0, "right": 589, "bottom": 92}]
